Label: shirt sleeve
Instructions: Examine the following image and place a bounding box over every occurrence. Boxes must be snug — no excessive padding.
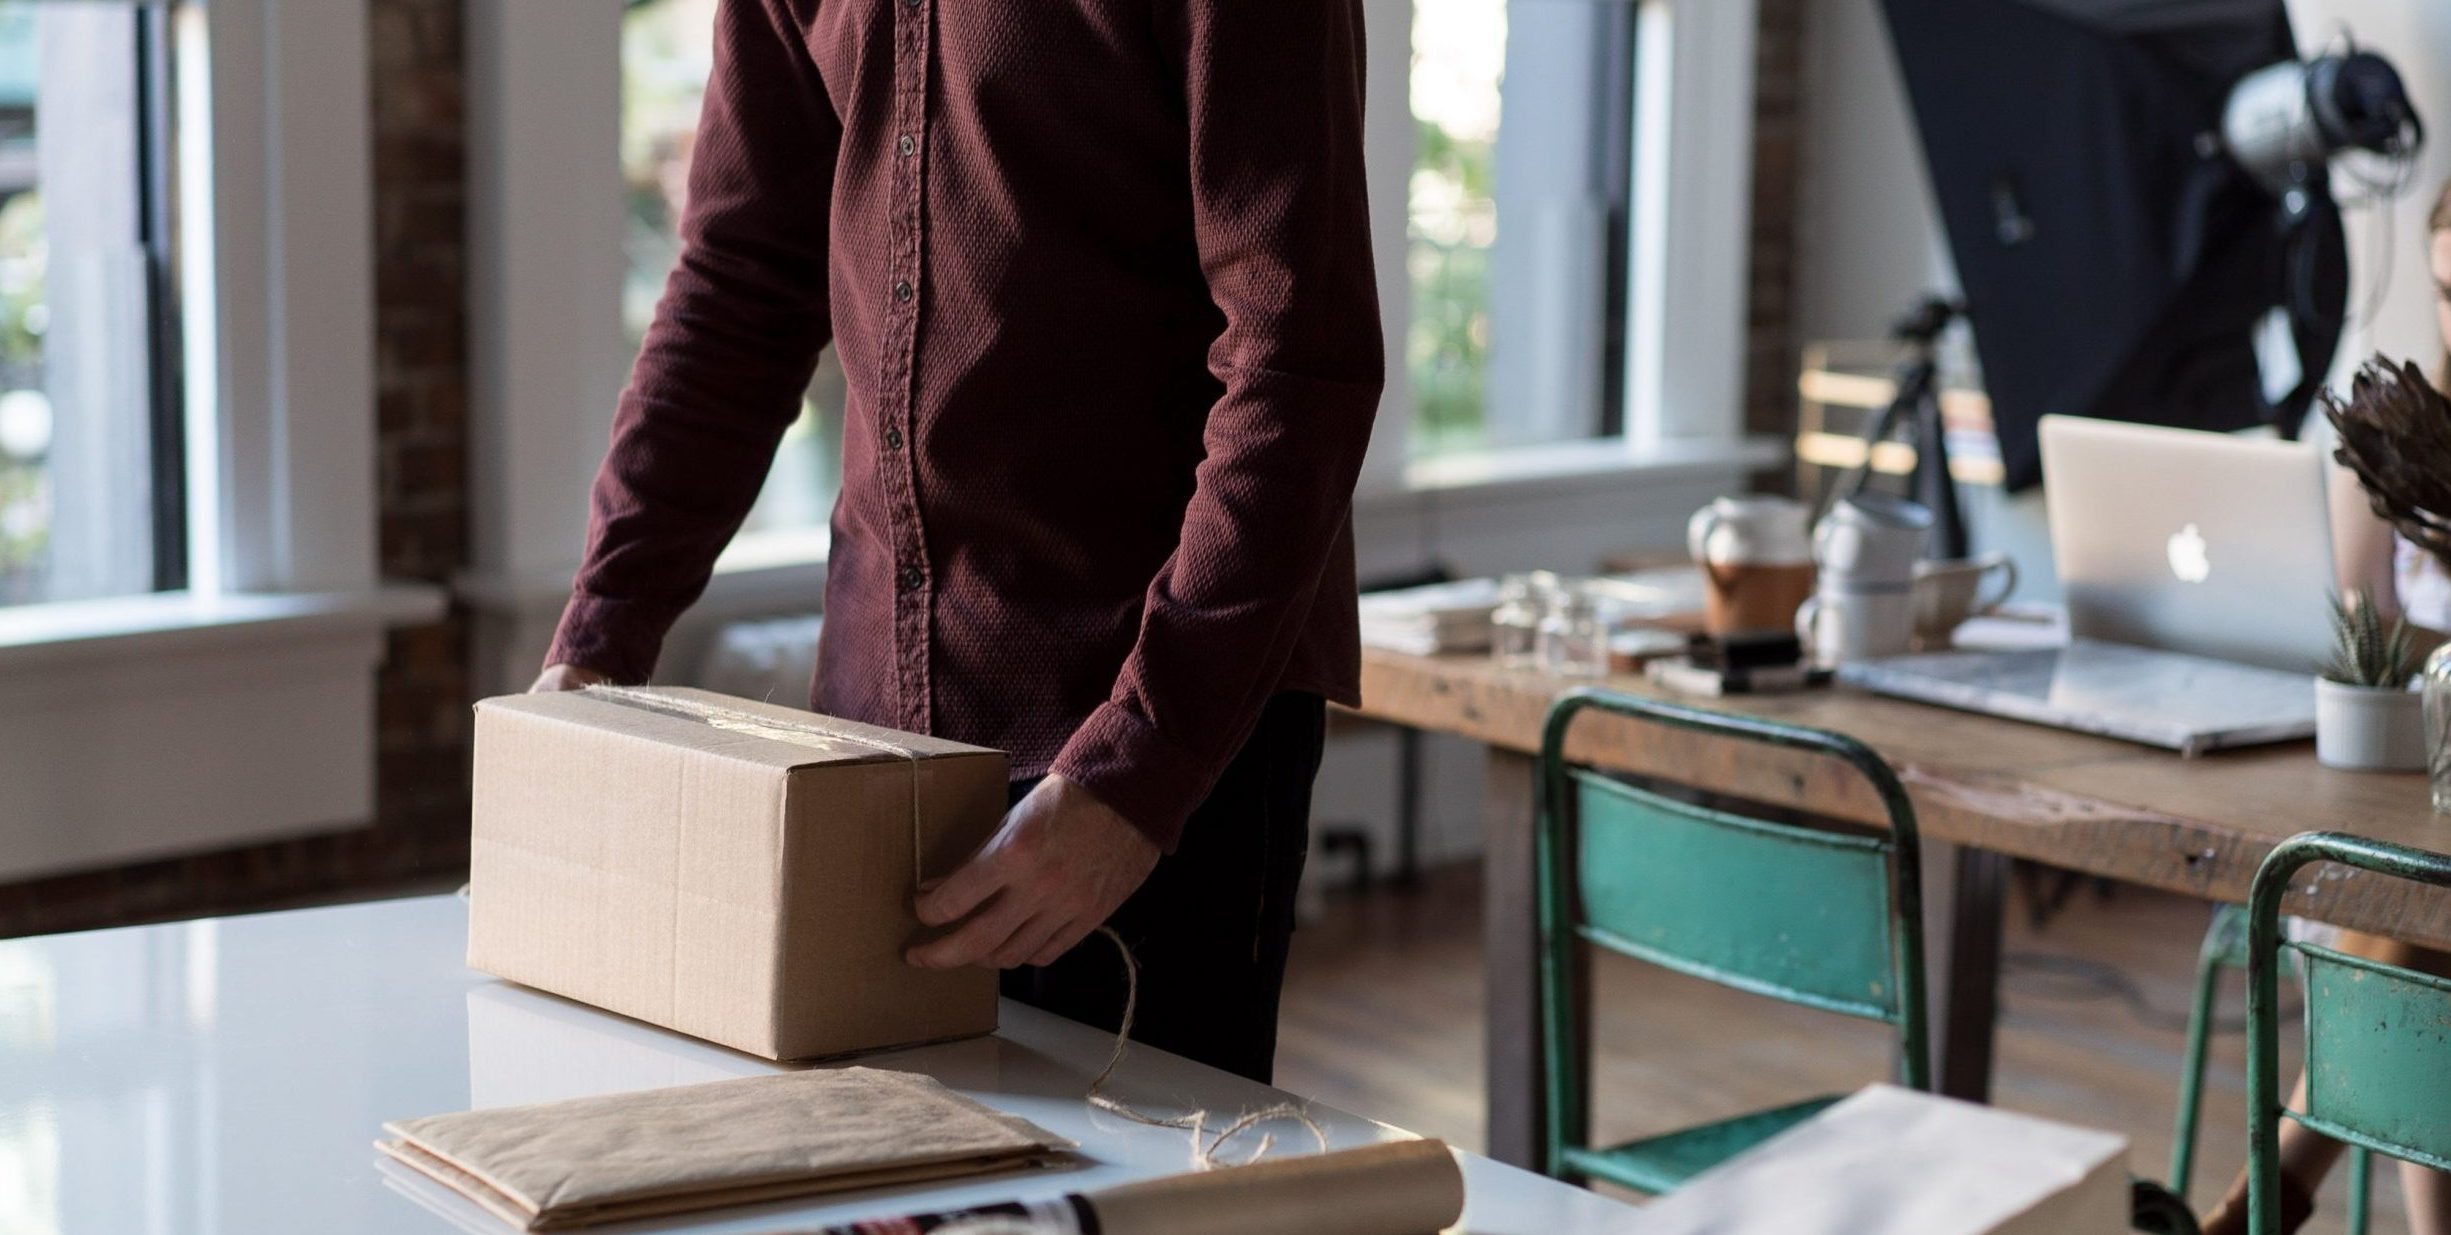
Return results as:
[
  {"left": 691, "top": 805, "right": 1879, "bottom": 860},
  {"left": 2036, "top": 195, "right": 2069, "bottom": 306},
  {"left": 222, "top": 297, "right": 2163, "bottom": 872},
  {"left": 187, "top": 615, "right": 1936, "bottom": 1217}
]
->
[
  {"left": 546, "top": 0, "right": 839, "bottom": 684},
  {"left": 1050, "top": 0, "right": 1382, "bottom": 850}
]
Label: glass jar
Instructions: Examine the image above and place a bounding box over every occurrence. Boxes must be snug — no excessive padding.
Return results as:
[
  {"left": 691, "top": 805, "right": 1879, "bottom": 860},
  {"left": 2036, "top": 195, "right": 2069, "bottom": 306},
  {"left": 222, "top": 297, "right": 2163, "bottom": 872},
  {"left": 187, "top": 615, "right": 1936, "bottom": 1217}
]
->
[
  {"left": 1491, "top": 574, "right": 1543, "bottom": 671},
  {"left": 2424, "top": 641, "right": 2451, "bottom": 813},
  {"left": 1539, "top": 582, "right": 1609, "bottom": 678}
]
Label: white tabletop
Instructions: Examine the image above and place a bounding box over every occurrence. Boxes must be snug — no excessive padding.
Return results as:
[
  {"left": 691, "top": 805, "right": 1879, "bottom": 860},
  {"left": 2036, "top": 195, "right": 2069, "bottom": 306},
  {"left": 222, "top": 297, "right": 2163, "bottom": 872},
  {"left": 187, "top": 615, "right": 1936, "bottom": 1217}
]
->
[{"left": 0, "top": 894, "right": 1641, "bottom": 1234}]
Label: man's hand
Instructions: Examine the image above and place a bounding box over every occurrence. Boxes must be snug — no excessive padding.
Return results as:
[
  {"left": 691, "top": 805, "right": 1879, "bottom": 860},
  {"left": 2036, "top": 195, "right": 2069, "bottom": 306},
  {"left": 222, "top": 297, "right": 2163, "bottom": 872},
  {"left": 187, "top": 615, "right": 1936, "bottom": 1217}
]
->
[
  {"left": 907, "top": 774, "right": 1160, "bottom": 970},
  {"left": 530, "top": 663, "right": 611, "bottom": 692}
]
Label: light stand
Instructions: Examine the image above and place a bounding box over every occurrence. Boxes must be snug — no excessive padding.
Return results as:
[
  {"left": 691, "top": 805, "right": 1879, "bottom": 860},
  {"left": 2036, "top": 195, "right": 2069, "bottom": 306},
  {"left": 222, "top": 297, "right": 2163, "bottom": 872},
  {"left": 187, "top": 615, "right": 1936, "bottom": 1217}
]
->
[{"left": 1836, "top": 297, "right": 1970, "bottom": 561}]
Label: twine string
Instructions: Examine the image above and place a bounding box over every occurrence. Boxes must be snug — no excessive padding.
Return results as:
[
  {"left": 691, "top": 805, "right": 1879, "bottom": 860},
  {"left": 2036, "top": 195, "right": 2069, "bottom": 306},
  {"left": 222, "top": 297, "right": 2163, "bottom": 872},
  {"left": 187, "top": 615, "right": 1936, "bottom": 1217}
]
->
[
  {"left": 1083, "top": 926, "right": 1326, "bottom": 1169},
  {"left": 580, "top": 689, "right": 1317, "bottom": 1169}
]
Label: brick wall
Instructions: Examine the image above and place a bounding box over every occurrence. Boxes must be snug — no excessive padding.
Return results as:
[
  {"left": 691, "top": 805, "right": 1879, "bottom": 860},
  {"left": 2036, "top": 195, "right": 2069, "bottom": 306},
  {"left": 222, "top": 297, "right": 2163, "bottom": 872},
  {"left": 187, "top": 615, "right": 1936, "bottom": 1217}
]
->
[
  {"left": 0, "top": 0, "right": 474, "bottom": 937},
  {"left": 1746, "top": 0, "right": 1805, "bottom": 447}
]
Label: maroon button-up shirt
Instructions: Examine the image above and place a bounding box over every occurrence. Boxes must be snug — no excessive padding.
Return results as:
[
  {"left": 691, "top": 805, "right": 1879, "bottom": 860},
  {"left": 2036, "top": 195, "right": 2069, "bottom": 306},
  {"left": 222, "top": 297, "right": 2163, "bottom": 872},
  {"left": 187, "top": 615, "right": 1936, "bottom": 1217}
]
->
[{"left": 547, "top": 0, "right": 1382, "bottom": 849}]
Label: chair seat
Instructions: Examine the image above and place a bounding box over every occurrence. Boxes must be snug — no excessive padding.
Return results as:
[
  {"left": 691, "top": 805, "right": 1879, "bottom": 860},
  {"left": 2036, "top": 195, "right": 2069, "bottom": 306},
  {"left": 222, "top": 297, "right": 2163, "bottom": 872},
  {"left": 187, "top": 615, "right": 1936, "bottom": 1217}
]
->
[{"left": 1561, "top": 1095, "right": 1846, "bottom": 1195}]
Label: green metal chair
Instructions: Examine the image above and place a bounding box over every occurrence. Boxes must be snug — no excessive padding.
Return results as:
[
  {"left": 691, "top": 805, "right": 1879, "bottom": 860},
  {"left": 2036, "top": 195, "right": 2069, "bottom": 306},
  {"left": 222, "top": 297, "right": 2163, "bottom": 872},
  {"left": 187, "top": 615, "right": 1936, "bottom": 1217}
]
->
[
  {"left": 1534, "top": 688, "right": 1930, "bottom": 1193},
  {"left": 2172, "top": 905, "right": 2373, "bottom": 1232},
  {"left": 2243, "top": 832, "right": 2451, "bottom": 1235}
]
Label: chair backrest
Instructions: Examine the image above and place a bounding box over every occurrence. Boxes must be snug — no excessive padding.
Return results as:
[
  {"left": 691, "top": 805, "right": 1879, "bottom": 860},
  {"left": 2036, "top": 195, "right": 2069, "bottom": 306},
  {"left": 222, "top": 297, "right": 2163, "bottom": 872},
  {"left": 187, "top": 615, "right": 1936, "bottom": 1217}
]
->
[
  {"left": 1535, "top": 689, "right": 1932, "bottom": 1168},
  {"left": 2247, "top": 833, "right": 2451, "bottom": 1235}
]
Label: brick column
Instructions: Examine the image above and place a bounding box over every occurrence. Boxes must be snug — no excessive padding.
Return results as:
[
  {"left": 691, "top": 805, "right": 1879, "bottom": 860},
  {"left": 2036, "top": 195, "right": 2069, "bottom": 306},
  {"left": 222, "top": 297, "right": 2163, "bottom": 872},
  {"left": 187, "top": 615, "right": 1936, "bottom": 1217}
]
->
[{"left": 1746, "top": 0, "right": 1805, "bottom": 444}]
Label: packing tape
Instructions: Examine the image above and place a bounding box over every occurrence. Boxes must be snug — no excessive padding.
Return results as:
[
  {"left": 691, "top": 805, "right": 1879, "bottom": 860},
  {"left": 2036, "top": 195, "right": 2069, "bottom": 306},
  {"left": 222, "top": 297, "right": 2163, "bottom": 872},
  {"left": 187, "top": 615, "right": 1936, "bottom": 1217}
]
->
[{"left": 581, "top": 687, "right": 931, "bottom": 884}]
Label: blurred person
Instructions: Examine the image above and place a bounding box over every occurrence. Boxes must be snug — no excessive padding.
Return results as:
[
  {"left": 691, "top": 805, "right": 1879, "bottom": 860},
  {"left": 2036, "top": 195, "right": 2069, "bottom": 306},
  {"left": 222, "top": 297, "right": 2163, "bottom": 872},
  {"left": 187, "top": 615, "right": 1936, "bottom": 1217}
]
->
[{"left": 2199, "top": 179, "right": 2451, "bottom": 1235}]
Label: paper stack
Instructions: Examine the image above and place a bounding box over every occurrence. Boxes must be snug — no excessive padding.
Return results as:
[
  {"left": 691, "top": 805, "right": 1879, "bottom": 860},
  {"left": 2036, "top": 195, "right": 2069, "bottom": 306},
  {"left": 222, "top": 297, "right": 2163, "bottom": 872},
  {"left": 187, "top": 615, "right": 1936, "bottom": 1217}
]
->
[
  {"left": 1357, "top": 578, "right": 1502, "bottom": 654},
  {"left": 1630, "top": 1085, "right": 2130, "bottom": 1234},
  {"left": 379, "top": 1067, "right": 1070, "bottom": 1230}
]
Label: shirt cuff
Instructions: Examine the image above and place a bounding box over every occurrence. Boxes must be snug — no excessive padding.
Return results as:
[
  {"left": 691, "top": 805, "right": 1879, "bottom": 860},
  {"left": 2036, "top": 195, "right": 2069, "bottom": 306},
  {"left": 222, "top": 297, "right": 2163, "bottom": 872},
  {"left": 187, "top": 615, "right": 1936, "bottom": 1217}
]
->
[
  {"left": 544, "top": 593, "right": 678, "bottom": 685},
  {"left": 1050, "top": 701, "right": 1218, "bottom": 853}
]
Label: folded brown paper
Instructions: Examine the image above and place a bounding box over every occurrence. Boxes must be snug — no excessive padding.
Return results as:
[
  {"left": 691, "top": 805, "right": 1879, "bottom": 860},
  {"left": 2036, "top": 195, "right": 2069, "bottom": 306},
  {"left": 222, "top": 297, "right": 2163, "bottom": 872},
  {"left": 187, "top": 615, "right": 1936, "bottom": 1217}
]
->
[
  {"left": 467, "top": 687, "right": 1007, "bottom": 1060},
  {"left": 377, "top": 1067, "right": 1072, "bottom": 1231}
]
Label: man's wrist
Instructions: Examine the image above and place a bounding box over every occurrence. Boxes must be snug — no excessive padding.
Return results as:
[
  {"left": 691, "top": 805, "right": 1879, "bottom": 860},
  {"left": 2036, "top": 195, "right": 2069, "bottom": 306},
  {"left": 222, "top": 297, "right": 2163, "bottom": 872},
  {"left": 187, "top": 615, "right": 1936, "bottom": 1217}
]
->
[
  {"left": 546, "top": 592, "right": 673, "bottom": 685},
  {"left": 1050, "top": 702, "right": 1213, "bottom": 854}
]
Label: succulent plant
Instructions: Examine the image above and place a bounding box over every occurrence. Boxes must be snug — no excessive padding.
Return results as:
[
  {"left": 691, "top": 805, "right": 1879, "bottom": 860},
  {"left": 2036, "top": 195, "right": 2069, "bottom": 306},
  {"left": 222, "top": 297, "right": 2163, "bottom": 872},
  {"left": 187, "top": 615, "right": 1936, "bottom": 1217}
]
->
[{"left": 2323, "top": 589, "right": 2419, "bottom": 688}]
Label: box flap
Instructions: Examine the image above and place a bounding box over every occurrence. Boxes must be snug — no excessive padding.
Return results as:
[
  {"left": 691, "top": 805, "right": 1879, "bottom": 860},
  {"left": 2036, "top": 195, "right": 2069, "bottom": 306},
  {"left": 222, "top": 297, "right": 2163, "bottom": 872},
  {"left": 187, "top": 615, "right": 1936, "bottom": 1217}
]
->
[{"left": 473, "top": 688, "right": 995, "bottom": 773}]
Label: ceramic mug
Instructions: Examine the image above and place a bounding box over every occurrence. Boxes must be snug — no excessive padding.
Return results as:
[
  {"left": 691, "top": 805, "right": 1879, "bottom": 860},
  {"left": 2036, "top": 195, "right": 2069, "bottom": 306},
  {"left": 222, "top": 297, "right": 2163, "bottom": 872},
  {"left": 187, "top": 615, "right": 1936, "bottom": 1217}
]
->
[
  {"left": 1911, "top": 553, "right": 2019, "bottom": 647},
  {"left": 1812, "top": 493, "right": 1932, "bottom": 590},
  {"left": 1687, "top": 496, "right": 1816, "bottom": 638},
  {"left": 1796, "top": 589, "right": 1917, "bottom": 665}
]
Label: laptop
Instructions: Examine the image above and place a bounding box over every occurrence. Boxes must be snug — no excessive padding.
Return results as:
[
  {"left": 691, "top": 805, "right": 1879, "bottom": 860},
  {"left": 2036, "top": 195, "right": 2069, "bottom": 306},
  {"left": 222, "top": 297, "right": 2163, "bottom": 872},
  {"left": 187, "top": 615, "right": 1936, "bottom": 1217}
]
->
[{"left": 1841, "top": 417, "right": 2335, "bottom": 755}]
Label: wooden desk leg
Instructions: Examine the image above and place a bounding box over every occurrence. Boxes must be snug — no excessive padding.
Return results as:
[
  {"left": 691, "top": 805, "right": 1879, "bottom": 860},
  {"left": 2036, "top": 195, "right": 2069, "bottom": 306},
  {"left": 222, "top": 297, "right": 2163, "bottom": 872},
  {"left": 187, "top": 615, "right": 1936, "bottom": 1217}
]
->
[
  {"left": 1483, "top": 747, "right": 1586, "bottom": 1170},
  {"left": 1930, "top": 843, "right": 2007, "bottom": 1102},
  {"left": 1394, "top": 727, "right": 1424, "bottom": 889}
]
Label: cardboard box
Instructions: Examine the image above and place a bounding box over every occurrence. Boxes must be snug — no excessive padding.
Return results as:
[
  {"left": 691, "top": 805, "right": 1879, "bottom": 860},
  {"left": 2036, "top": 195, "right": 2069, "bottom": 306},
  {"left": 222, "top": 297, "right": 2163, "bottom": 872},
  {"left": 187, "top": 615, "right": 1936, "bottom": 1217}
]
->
[{"left": 467, "top": 686, "right": 1007, "bottom": 1060}]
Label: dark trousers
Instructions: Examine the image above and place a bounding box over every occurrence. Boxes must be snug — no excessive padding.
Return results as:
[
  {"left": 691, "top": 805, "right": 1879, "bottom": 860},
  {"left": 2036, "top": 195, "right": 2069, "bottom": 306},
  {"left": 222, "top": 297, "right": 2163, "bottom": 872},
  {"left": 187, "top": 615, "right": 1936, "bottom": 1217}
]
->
[{"left": 1001, "top": 692, "right": 1325, "bottom": 1084}]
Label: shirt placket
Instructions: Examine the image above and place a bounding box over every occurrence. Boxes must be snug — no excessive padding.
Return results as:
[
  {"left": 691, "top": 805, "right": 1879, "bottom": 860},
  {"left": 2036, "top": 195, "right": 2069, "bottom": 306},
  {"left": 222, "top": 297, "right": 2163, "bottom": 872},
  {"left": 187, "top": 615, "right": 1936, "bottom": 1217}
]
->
[{"left": 879, "top": 0, "right": 934, "bottom": 733}]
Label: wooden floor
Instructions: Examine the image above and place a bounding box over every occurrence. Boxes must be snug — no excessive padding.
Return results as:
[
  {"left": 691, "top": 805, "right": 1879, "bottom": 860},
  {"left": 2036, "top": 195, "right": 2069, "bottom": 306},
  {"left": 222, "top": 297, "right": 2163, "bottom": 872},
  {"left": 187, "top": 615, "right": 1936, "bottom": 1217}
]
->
[{"left": 1277, "top": 863, "right": 2409, "bottom": 1234}]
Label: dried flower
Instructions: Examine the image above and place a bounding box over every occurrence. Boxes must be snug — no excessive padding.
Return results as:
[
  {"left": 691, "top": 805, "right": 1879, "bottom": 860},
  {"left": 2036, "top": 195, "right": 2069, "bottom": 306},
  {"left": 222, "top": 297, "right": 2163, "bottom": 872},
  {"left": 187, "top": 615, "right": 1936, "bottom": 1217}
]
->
[{"left": 2324, "top": 357, "right": 2451, "bottom": 572}]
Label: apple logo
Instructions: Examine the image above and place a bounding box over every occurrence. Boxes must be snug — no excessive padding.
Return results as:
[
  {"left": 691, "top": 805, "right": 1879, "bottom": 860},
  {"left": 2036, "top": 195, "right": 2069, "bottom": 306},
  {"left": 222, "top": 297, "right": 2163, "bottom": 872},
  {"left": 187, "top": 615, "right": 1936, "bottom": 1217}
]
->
[{"left": 2167, "top": 523, "right": 2211, "bottom": 584}]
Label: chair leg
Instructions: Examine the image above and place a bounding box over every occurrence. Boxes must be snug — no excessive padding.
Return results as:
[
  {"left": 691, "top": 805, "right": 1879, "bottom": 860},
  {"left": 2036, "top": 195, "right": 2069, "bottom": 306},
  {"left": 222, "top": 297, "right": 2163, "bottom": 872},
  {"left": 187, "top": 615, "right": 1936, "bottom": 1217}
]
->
[
  {"left": 2345, "top": 1146, "right": 2372, "bottom": 1235},
  {"left": 2173, "top": 906, "right": 2242, "bottom": 1197}
]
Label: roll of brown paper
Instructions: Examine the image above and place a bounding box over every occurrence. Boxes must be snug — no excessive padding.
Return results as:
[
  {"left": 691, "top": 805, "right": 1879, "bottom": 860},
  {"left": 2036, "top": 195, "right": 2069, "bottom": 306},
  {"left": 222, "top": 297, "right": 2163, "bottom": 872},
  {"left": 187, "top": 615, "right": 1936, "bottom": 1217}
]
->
[{"left": 1085, "top": 1139, "right": 1465, "bottom": 1235}]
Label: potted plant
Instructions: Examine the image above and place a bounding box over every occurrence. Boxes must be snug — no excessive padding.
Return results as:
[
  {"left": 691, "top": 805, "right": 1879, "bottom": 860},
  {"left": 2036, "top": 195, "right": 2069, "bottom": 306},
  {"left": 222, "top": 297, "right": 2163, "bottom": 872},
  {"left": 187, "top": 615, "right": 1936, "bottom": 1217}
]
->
[{"left": 2316, "top": 590, "right": 2425, "bottom": 771}]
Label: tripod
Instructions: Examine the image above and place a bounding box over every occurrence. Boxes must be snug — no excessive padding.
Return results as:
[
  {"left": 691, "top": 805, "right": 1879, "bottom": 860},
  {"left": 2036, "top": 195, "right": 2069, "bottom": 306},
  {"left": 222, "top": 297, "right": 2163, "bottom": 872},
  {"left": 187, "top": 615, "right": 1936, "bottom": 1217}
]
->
[{"left": 1833, "top": 296, "right": 1971, "bottom": 560}]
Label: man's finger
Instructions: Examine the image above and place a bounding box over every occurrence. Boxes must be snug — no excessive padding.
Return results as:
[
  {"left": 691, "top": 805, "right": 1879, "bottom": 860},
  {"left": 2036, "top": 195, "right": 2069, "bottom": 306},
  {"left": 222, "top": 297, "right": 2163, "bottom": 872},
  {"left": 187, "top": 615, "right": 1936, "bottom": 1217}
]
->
[
  {"left": 914, "top": 850, "right": 1006, "bottom": 927},
  {"left": 1027, "top": 917, "right": 1093, "bottom": 969},
  {"left": 907, "top": 890, "right": 1032, "bottom": 969},
  {"left": 990, "top": 913, "right": 1065, "bottom": 970}
]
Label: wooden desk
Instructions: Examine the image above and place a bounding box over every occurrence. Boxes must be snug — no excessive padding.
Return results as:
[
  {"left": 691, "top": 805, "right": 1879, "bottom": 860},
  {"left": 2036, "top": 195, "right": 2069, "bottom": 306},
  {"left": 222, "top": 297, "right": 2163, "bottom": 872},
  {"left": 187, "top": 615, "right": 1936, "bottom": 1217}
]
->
[{"left": 1352, "top": 647, "right": 2451, "bottom": 1170}]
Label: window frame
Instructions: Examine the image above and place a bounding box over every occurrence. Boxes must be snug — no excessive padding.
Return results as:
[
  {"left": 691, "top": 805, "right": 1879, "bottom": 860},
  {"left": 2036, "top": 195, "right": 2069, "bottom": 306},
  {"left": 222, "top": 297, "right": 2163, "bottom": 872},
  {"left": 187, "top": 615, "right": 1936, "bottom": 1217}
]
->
[
  {"left": 0, "top": 0, "right": 443, "bottom": 882},
  {"left": 135, "top": 2, "right": 187, "bottom": 593},
  {"left": 1373, "top": 0, "right": 1767, "bottom": 490}
]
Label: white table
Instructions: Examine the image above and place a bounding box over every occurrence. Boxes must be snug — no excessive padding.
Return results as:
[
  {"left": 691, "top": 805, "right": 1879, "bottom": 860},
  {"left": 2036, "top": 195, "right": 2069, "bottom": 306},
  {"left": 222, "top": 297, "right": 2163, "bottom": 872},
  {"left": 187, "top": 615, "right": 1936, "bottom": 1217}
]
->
[{"left": 0, "top": 894, "right": 1640, "bottom": 1234}]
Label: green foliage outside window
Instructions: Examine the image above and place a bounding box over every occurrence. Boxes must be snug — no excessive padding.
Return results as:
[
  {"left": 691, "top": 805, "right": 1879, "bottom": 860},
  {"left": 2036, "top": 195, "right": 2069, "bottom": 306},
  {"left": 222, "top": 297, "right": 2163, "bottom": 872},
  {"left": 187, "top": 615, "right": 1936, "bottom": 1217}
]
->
[{"left": 0, "top": 189, "right": 46, "bottom": 604}]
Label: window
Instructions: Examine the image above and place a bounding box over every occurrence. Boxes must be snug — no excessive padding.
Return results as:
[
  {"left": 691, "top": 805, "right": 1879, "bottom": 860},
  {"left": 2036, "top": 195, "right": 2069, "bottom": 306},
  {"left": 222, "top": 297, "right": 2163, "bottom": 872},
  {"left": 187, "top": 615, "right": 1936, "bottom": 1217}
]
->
[
  {"left": 623, "top": 0, "right": 843, "bottom": 539},
  {"left": 0, "top": 1, "right": 183, "bottom": 608},
  {"left": 1408, "top": 0, "right": 1636, "bottom": 458}
]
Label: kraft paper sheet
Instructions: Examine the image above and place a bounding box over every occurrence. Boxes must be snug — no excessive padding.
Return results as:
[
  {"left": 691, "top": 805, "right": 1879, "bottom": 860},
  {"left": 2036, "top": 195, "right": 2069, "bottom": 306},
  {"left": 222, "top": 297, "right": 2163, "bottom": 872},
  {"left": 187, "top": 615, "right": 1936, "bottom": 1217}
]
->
[{"left": 377, "top": 1067, "right": 1071, "bottom": 1230}]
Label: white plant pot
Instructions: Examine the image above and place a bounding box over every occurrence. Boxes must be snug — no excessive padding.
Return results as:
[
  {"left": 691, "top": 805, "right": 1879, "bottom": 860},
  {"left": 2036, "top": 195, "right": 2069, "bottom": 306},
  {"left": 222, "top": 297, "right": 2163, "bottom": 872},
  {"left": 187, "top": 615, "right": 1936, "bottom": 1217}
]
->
[{"left": 2315, "top": 678, "right": 2427, "bottom": 772}]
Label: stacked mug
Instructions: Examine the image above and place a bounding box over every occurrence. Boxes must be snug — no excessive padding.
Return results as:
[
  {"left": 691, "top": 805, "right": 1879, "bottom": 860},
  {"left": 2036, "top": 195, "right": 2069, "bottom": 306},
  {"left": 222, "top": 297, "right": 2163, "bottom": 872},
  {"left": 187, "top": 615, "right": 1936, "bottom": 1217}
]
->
[{"left": 1797, "top": 493, "right": 1933, "bottom": 666}]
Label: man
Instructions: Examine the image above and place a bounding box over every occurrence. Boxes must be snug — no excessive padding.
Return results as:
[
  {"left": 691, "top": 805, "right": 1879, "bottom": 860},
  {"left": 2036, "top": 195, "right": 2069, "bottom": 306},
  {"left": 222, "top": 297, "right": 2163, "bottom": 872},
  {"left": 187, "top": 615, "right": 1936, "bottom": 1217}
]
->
[{"left": 532, "top": 0, "right": 1381, "bottom": 1084}]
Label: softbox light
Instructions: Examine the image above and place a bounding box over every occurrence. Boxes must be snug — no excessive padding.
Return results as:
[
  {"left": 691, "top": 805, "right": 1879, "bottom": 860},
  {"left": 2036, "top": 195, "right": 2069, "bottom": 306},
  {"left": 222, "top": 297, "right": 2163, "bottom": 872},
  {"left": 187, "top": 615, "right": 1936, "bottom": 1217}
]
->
[{"left": 1879, "top": 0, "right": 2344, "bottom": 491}]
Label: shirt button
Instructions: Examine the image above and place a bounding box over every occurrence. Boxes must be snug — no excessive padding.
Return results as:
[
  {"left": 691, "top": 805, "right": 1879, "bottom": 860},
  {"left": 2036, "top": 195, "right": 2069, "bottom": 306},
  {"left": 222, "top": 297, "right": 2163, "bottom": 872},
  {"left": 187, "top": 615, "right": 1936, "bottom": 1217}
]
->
[
  {"left": 883, "top": 427, "right": 904, "bottom": 450},
  {"left": 893, "top": 280, "right": 913, "bottom": 304},
  {"left": 899, "top": 564, "right": 924, "bottom": 591},
  {"left": 896, "top": 134, "right": 917, "bottom": 157},
  {"left": 901, "top": 0, "right": 919, "bottom": 9}
]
